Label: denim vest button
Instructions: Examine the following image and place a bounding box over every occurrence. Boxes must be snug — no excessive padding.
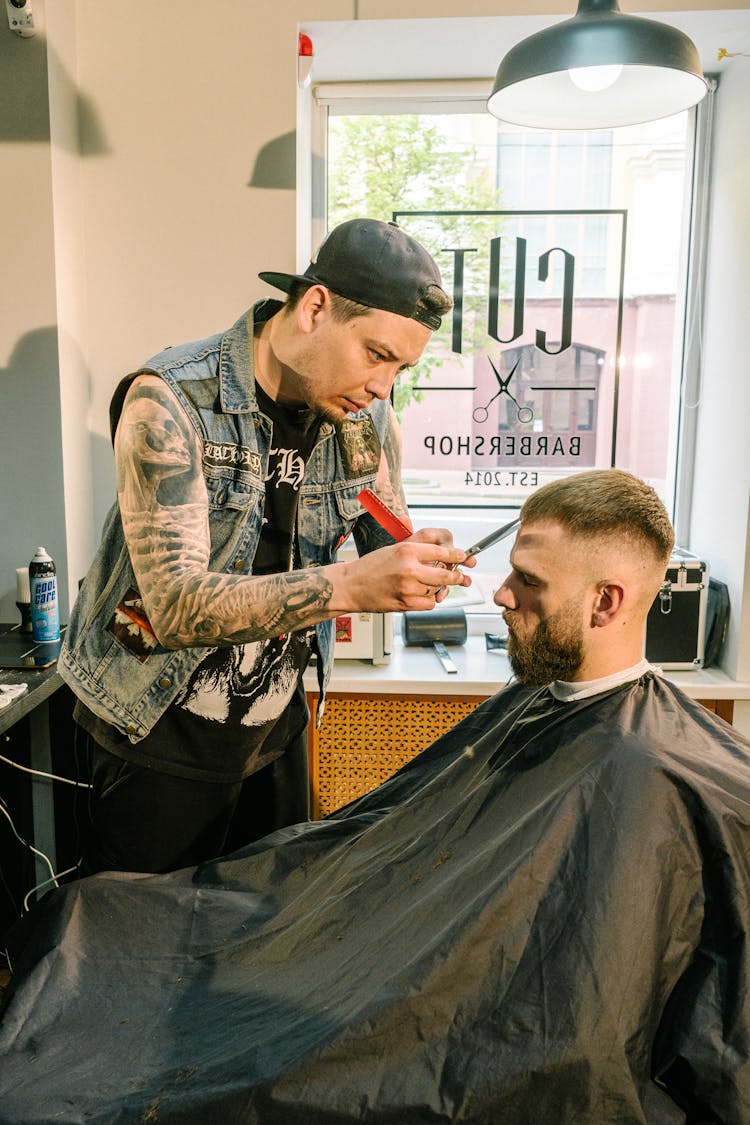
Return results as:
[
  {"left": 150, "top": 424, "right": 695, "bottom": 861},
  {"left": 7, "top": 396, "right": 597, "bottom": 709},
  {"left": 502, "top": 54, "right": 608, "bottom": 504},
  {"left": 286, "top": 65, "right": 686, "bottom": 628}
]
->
[
  {"left": 125, "top": 724, "right": 138, "bottom": 736},
  {"left": 233, "top": 558, "right": 245, "bottom": 571},
  {"left": 320, "top": 423, "right": 333, "bottom": 436},
  {"left": 158, "top": 676, "right": 172, "bottom": 689}
]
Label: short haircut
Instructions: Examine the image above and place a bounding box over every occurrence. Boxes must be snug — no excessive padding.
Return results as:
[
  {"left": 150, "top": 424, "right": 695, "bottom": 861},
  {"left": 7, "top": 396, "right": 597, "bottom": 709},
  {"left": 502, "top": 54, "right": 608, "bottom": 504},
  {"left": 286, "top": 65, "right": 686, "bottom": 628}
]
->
[
  {"left": 283, "top": 279, "right": 452, "bottom": 326},
  {"left": 520, "top": 469, "right": 675, "bottom": 565},
  {"left": 284, "top": 280, "right": 372, "bottom": 323}
]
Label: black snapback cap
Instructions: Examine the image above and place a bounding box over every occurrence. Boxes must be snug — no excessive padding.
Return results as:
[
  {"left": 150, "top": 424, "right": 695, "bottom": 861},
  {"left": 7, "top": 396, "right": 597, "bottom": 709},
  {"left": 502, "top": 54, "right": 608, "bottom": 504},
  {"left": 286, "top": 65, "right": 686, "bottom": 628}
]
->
[{"left": 259, "top": 218, "right": 451, "bottom": 331}]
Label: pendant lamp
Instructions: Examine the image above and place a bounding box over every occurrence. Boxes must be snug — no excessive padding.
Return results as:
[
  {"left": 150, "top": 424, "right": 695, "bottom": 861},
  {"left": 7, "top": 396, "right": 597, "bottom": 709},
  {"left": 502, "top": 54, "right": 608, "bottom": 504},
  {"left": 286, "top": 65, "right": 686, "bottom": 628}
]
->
[{"left": 488, "top": 0, "right": 708, "bottom": 130}]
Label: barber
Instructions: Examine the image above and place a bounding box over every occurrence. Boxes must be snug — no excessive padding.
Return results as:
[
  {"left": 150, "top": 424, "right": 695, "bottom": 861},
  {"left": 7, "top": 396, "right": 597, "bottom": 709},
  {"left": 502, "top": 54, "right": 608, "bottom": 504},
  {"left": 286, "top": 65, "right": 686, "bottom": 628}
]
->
[{"left": 60, "top": 218, "right": 472, "bottom": 874}]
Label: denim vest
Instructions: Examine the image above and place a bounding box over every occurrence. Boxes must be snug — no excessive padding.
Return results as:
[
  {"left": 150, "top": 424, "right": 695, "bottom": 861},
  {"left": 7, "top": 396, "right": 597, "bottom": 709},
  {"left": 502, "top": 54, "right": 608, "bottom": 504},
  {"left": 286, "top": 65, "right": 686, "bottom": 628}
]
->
[{"left": 59, "top": 302, "right": 391, "bottom": 742}]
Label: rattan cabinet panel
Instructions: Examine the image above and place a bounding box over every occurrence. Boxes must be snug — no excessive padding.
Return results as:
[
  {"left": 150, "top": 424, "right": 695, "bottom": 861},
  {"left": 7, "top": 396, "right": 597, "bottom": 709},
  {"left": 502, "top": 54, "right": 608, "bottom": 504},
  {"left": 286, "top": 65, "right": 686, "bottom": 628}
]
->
[{"left": 308, "top": 692, "right": 487, "bottom": 819}]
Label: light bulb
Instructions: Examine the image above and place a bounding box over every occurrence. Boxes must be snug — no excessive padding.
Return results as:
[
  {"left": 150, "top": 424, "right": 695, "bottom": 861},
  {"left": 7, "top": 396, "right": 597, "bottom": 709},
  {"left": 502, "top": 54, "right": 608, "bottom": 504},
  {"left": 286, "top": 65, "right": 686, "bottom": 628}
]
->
[{"left": 568, "top": 64, "right": 624, "bottom": 93}]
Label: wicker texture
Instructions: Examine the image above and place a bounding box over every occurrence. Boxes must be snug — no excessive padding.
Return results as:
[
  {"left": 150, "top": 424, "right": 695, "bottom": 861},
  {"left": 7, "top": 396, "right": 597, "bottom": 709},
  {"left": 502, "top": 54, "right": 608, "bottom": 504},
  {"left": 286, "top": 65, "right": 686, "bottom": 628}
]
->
[{"left": 311, "top": 694, "right": 484, "bottom": 818}]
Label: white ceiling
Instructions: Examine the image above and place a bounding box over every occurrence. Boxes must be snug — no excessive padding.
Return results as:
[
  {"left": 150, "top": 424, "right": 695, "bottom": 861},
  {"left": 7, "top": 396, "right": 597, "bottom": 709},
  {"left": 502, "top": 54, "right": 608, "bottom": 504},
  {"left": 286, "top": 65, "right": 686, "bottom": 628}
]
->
[{"left": 303, "top": 10, "right": 750, "bottom": 82}]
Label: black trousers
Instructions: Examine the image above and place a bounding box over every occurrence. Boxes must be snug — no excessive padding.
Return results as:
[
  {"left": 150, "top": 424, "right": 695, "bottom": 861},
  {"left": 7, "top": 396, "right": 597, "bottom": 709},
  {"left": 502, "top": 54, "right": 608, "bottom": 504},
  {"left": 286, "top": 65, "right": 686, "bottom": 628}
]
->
[{"left": 76, "top": 725, "right": 311, "bottom": 875}]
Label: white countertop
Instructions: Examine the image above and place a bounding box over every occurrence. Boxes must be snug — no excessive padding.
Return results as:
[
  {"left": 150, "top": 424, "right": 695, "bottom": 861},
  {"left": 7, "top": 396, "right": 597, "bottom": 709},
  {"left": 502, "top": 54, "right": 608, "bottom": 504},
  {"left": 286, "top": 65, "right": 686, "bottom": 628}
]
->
[{"left": 304, "top": 635, "right": 750, "bottom": 701}]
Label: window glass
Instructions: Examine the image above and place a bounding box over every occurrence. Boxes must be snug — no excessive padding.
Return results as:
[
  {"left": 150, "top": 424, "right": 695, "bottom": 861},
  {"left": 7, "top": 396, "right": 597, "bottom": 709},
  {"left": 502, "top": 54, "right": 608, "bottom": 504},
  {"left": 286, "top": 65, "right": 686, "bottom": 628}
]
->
[{"left": 327, "top": 109, "right": 692, "bottom": 521}]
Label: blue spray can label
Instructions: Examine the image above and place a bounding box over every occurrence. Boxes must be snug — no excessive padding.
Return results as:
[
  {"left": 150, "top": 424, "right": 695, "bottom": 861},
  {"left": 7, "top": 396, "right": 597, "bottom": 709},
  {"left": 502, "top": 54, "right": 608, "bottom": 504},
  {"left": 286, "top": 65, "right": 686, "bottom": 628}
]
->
[{"left": 29, "top": 547, "right": 61, "bottom": 643}]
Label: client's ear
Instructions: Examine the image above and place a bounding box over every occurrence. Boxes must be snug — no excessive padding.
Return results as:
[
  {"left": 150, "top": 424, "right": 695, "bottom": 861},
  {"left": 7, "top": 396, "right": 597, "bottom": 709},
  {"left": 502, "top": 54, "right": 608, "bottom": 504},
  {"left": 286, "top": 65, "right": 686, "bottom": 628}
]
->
[{"left": 591, "top": 581, "right": 625, "bottom": 627}]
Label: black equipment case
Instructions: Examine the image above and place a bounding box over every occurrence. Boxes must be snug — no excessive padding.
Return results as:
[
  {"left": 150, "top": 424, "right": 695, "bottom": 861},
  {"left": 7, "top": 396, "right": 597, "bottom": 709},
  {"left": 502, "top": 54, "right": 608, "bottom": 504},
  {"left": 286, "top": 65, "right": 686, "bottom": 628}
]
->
[{"left": 645, "top": 548, "right": 708, "bottom": 670}]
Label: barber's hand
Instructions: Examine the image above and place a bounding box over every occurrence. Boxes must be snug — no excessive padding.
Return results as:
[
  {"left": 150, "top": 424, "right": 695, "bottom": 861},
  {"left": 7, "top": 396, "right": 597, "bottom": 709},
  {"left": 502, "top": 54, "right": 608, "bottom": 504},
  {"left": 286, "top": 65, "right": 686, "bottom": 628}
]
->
[
  {"left": 411, "top": 528, "right": 477, "bottom": 604},
  {"left": 330, "top": 528, "right": 475, "bottom": 613}
]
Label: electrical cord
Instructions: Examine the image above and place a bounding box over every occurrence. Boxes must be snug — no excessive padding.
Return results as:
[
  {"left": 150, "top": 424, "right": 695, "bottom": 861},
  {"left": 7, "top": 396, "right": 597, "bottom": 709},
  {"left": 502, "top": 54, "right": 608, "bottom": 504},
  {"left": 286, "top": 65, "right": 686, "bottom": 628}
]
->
[
  {"left": 0, "top": 797, "right": 81, "bottom": 911},
  {"left": 0, "top": 798, "right": 56, "bottom": 887},
  {"left": 0, "top": 725, "right": 90, "bottom": 984},
  {"left": 0, "top": 751, "right": 92, "bottom": 788},
  {"left": 23, "top": 863, "right": 81, "bottom": 913}
]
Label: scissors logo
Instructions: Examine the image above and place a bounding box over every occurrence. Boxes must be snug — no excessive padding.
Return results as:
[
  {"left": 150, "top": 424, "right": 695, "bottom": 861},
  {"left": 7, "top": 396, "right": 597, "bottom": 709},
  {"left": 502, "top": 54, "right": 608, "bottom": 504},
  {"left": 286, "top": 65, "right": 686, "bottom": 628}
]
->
[{"left": 473, "top": 356, "right": 533, "bottom": 425}]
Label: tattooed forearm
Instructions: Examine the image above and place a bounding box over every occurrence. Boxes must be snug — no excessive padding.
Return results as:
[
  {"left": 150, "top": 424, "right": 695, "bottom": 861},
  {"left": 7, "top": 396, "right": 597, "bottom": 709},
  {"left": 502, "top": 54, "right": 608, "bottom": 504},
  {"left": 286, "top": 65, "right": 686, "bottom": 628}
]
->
[
  {"left": 126, "top": 502, "right": 334, "bottom": 646},
  {"left": 116, "top": 375, "right": 336, "bottom": 649},
  {"left": 159, "top": 570, "right": 334, "bottom": 648}
]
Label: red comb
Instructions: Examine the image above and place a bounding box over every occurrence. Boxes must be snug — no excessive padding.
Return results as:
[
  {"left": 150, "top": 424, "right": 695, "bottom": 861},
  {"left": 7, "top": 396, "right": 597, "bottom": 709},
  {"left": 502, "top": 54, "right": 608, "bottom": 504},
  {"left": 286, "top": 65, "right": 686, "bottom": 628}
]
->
[{"left": 357, "top": 488, "right": 412, "bottom": 542}]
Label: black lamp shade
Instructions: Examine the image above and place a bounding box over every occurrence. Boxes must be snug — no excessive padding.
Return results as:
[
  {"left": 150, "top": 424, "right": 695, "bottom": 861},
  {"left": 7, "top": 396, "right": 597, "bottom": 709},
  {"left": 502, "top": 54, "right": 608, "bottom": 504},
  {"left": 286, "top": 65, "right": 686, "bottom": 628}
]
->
[{"left": 488, "top": 0, "right": 708, "bottom": 130}]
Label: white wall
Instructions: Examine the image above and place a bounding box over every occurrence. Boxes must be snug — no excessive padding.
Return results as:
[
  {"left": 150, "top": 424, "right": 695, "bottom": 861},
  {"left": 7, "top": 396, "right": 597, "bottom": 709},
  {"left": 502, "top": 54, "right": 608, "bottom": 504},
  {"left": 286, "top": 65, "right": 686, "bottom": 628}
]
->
[
  {"left": 46, "top": 0, "right": 97, "bottom": 601},
  {"left": 71, "top": 1, "right": 300, "bottom": 542}
]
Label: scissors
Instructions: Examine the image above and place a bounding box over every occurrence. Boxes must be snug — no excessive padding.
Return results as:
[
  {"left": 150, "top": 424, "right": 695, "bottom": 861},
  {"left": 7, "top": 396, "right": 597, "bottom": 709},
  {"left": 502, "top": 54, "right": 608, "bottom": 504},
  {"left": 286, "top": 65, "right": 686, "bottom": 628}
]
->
[
  {"left": 473, "top": 355, "right": 534, "bottom": 424},
  {"left": 443, "top": 516, "right": 522, "bottom": 578},
  {"left": 460, "top": 516, "right": 522, "bottom": 562}
]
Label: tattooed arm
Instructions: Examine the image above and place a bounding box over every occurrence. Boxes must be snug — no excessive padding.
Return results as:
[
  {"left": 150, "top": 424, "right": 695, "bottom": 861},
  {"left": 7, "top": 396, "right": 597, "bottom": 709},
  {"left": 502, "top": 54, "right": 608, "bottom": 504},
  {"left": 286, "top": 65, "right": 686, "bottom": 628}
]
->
[{"left": 116, "top": 376, "right": 472, "bottom": 650}]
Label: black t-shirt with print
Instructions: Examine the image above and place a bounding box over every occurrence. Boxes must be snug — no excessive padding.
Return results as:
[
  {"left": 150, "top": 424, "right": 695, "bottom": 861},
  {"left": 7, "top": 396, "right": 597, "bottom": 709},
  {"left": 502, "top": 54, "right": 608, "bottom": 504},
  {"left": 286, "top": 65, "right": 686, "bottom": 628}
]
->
[
  {"left": 77, "top": 385, "right": 323, "bottom": 784},
  {"left": 252, "top": 382, "right": 320, "bottom": 573}
]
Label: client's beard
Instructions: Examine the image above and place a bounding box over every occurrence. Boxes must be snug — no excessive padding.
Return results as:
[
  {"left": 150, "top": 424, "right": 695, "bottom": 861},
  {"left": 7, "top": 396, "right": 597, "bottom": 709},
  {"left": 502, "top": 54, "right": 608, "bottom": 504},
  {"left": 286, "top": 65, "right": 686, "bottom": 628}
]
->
[{"left": 504, "top": 601, "right": 585, "bottom": 685}]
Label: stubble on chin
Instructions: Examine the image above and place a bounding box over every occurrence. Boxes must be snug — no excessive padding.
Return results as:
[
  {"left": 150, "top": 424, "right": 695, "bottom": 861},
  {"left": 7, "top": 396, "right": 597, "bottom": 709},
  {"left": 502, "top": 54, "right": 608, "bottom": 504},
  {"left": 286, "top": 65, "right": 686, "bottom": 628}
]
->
[{"left": 309, "top": 401, "right": 349, "bottom": 425}]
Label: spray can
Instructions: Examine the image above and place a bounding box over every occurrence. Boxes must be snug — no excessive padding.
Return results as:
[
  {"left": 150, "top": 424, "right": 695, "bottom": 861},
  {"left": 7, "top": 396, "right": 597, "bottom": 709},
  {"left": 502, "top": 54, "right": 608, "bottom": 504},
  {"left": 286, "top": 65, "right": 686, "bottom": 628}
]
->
[{"left": 29, "top": 547, "right": 61, "bottom": 643}]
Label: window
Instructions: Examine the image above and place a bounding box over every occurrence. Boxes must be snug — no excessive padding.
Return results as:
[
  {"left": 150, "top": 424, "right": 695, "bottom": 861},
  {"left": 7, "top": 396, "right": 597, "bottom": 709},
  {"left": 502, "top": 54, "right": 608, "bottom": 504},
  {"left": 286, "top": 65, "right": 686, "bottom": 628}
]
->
[{"left": 315, "top": 85, "right": 709, "bottom": 538}]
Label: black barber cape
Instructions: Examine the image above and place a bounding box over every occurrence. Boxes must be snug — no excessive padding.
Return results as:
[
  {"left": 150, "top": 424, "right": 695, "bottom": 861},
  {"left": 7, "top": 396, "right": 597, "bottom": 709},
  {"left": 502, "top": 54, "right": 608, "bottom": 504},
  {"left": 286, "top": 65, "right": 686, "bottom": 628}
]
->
[{"left": 2, "top": 672, "right": 750, "bottom": 1124}]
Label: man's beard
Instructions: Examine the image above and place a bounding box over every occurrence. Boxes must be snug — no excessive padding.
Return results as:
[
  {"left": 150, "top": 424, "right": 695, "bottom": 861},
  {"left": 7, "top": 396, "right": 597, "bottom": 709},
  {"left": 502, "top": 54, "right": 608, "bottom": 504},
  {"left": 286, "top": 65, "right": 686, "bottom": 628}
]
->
[{"left": 504, "top": 600, "right": 585, "bottom": 685}]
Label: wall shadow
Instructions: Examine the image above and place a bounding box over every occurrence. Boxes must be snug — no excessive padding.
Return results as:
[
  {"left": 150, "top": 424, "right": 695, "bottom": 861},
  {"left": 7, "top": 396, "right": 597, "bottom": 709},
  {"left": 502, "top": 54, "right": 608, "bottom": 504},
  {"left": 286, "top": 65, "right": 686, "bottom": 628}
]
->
[{"left": 0, "top": 34, "right": 108, "bottom": 153}]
